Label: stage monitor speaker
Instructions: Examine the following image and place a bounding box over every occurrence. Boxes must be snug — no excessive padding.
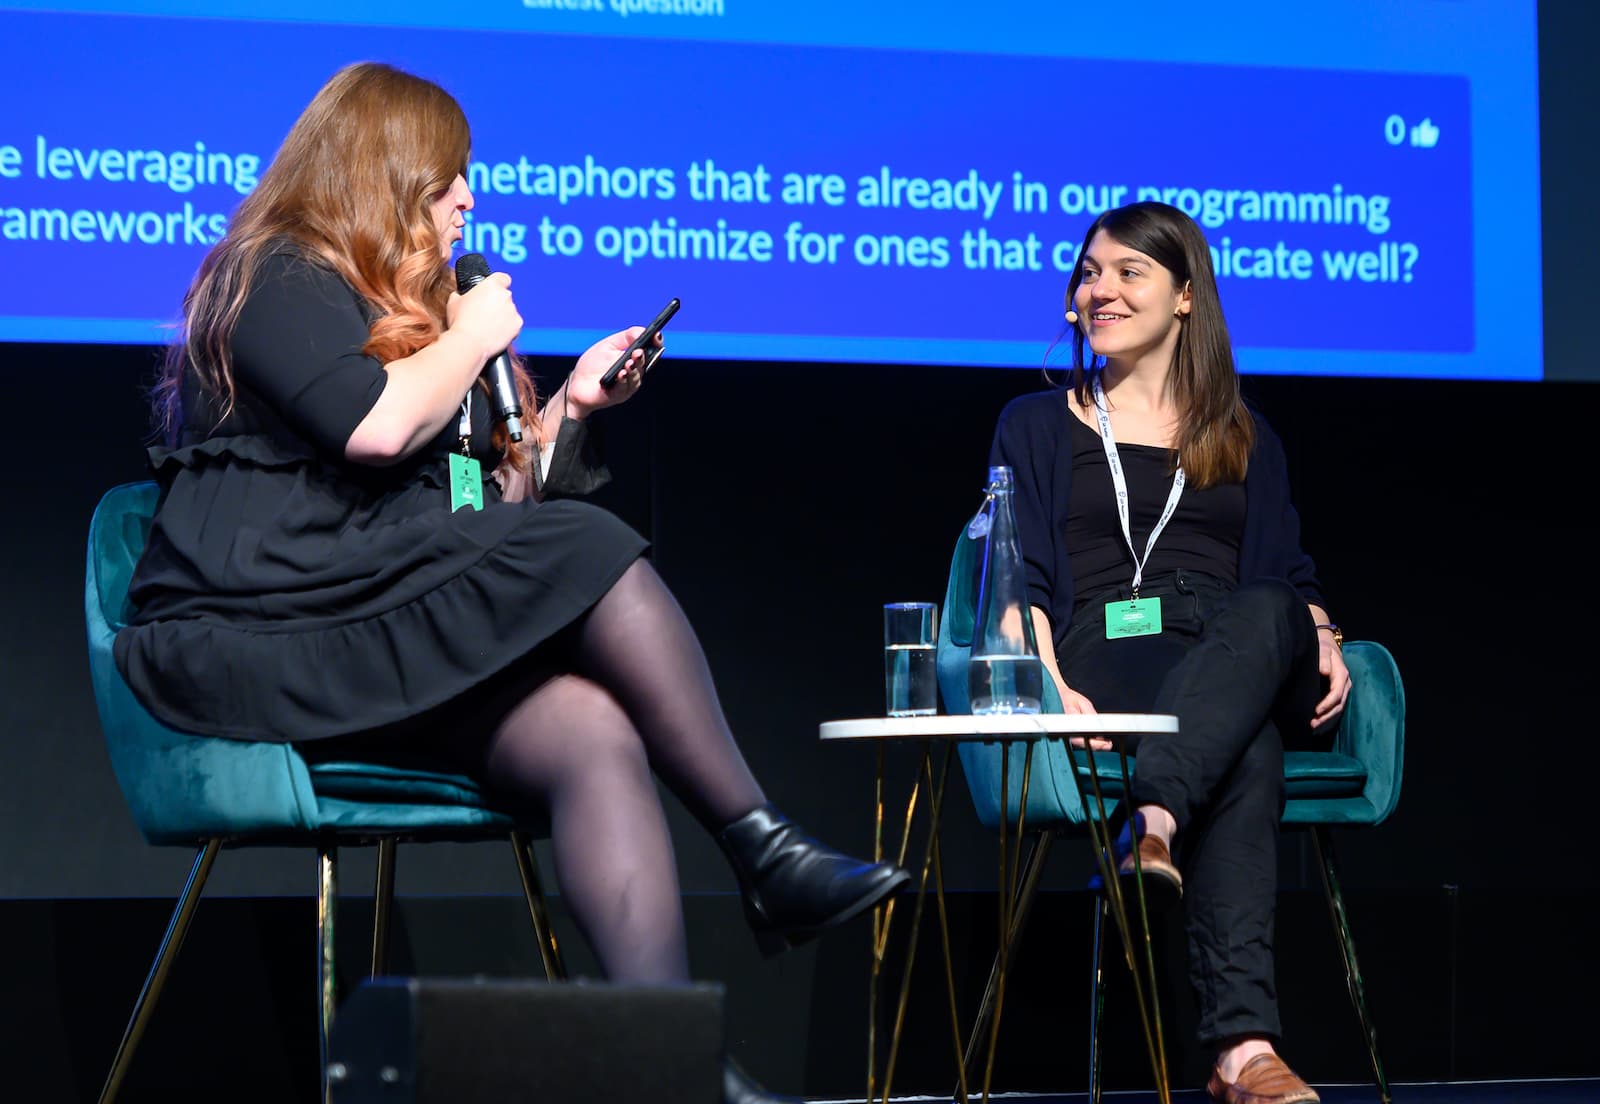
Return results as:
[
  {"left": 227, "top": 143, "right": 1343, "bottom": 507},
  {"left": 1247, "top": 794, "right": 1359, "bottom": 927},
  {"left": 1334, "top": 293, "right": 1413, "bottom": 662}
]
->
[{"left": 327, "top": 977, "right": 724, "bottom": 1103}]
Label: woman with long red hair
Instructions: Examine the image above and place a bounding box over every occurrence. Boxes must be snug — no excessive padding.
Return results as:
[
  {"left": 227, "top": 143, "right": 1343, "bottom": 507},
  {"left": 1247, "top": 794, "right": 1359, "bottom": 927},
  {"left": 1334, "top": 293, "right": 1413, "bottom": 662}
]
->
[{"left": 117, "top": 62, "right": 903, "bottom": 1104}]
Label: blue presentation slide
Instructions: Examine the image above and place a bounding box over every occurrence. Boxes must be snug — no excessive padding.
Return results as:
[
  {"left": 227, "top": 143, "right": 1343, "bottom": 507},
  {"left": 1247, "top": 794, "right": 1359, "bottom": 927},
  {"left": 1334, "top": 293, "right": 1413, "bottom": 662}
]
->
[{"left": 0, "top": 2, "right": 1542, "bottom": 379}]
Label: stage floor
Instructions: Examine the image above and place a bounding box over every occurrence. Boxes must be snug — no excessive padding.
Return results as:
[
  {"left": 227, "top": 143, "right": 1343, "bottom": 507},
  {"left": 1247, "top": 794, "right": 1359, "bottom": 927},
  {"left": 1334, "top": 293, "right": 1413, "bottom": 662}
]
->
[{"left": 817, "top": 1080, "right": 1600, "bottom": 1103}]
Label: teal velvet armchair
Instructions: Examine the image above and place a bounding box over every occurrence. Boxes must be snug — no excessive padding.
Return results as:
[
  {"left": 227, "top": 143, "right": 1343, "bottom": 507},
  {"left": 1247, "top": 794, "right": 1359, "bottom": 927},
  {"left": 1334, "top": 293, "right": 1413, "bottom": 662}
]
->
[
  {"left": 85, "top": 481, "right": 566, "bottom": 1104},
  {"left": 936, "top": 523, "right": 1405, "bottom": 1103}
]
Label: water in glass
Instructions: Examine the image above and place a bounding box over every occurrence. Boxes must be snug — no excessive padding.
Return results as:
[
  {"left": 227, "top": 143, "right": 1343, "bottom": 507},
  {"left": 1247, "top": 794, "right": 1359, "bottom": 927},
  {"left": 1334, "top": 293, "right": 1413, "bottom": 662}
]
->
[{"left": 885, "top": 643, "right": 937, "bottom": 716}]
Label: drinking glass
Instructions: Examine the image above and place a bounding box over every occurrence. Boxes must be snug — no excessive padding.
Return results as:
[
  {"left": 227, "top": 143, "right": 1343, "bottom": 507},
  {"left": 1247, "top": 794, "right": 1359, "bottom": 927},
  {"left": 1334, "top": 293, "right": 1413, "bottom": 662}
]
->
[{"left": 883, "top": 602, "right": 937, "bottom": 716}]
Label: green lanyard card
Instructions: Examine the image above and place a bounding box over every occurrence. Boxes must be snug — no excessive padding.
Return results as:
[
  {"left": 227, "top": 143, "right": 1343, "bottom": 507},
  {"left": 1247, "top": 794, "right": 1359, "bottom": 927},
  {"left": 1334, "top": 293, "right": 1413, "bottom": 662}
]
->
[
  {"left": 449, "top": 452, "right": 483, "bottom": 512},
  {"left": 1105, "top": 596, "right": 1162, "bottom": 639}
]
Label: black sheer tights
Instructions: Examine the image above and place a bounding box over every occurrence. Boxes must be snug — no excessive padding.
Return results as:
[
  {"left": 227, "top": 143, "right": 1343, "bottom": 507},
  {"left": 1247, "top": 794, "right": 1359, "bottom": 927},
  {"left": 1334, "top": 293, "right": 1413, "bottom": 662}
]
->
[
  {"left": 570, "top": 558, "right": 766, "bottom": 829},
  {"left": 472, "top": 558, "right": 766, "bottom": 983}
]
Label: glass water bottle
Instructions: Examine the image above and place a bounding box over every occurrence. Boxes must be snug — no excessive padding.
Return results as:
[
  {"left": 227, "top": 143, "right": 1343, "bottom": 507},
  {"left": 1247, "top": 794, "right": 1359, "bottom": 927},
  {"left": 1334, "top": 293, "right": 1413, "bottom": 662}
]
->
[{"left": 968, "top": 465, "right": 1044, "bottom": 714}]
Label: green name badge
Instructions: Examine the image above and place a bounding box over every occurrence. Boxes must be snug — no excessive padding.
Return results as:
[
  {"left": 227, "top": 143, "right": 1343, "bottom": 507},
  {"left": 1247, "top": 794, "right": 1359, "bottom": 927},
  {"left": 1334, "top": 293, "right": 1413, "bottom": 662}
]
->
[
  {"left": 449, "top": 452, "right": 483, "bottom": 513},
  {"left": 1105, "top": 596, "right": 1162, "bottom": 639}
]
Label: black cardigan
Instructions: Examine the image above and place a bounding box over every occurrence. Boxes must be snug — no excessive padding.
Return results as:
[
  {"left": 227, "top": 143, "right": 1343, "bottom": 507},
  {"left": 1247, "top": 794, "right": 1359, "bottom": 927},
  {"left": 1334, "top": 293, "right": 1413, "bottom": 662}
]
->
[{"left": 988, "top": 389, "right": 1326, "bottom": 657}]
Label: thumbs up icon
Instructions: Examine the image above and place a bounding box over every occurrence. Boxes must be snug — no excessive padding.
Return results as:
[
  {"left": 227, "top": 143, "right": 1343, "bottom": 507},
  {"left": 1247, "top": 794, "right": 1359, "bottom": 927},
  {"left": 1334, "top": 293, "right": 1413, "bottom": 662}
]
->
[{"left": 1410, "top": 118, "right": 1440, "bottom": 148}]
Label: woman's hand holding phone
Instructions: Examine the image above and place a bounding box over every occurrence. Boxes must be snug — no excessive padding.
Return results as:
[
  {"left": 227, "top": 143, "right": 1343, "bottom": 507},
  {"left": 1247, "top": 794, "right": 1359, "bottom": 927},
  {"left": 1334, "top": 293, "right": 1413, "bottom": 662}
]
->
[
  {"left": 599, "top": 297, "right": 678, "bottom": 389},
  {"left": 560, "top": 297, "right": 678, "bottom": 419}
]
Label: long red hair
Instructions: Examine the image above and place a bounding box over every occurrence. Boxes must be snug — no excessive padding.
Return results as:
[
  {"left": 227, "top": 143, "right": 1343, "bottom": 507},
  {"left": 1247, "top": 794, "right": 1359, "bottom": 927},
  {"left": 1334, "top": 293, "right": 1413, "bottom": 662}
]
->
[{"left": 155, "top": 62, "right": 539, "bottom": 463}]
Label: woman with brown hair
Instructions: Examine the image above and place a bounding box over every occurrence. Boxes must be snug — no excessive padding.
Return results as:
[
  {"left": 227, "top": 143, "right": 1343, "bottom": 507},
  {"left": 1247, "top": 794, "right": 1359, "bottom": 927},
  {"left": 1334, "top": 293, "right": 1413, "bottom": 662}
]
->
[
  {"left": 989, "top": 202, "right": 1349, "bottom": 1103},
  {"left": 115, "top": 61, "right": 903, "bottom": 1104}
]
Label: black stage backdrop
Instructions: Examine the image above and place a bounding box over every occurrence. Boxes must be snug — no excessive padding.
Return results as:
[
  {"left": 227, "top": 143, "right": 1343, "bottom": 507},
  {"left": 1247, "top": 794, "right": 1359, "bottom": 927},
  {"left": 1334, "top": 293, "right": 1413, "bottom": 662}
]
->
[{"left": 4, "top": 347, "right": 1597, "bottom": 901}]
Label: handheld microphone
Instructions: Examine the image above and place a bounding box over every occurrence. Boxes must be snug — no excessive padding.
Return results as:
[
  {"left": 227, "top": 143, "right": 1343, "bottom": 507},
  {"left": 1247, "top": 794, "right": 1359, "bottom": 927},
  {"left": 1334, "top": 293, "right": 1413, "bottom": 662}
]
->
[{"left": 453, "top": 253, "right": 523, "bottom": 443}]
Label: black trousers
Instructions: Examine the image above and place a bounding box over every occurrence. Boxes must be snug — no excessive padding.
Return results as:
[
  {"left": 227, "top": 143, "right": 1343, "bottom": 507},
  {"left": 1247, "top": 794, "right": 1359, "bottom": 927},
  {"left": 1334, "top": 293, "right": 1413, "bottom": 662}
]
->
[{"left": 1058, "top": 571, "right": 1323, "bottom": 1047}]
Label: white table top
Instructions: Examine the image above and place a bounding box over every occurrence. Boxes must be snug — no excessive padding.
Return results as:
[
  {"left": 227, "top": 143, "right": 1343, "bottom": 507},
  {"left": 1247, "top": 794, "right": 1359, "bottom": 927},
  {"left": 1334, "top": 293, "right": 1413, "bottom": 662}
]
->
[{"left": 818, "top": 713, "right": 1178, "bottom": 742}]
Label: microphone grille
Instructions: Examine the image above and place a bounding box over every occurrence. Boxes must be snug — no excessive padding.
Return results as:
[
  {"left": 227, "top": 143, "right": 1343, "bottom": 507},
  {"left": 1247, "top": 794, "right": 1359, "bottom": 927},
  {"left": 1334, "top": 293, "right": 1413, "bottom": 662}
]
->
[{"left": 454, "top": 252, "right": 492, "bottom": 293}]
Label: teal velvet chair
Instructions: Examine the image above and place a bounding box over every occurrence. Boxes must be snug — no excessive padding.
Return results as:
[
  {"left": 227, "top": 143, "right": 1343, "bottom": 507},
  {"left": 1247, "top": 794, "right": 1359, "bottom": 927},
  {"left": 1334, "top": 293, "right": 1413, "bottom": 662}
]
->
[
  {"left": 936, "top": 523, "right": 1405, "bottom": 1103},
  {"left": 86, "top": 481, "right": 566, "bottom": 1104}
]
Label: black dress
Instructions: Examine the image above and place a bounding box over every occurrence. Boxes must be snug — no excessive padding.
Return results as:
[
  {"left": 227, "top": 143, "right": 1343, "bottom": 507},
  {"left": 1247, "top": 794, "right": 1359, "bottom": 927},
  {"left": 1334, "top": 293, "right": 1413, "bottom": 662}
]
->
[{"left": 114, "top": 249, "right": 648, "bottom": 743}]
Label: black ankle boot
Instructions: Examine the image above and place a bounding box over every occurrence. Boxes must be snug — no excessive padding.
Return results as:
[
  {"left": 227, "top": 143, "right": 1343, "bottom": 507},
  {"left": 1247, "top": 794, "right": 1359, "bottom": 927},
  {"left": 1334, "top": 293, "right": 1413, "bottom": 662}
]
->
[
  {"left": 723, "top": 1057, "right": 803, "bottom": 1104},
  {"left": 717, "top": 804, "right": 909, "bottom": 956}
]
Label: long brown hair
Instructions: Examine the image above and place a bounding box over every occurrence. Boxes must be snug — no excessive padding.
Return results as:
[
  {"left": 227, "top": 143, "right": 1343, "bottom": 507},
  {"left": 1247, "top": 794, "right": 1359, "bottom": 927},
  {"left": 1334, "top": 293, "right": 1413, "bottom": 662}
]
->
[
  {"left": 155, "top": 62, "right": 539, "bottom": 462},
  {"left": 1061, "top": 202, "right": 1252, "bottom": 488}
]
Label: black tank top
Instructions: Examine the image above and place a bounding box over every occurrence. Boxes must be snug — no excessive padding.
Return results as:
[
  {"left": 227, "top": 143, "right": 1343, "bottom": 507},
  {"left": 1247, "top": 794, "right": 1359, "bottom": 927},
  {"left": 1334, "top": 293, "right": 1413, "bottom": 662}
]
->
[{"left": 1064, "top": 412, "right": 1245, "bottom": 607}]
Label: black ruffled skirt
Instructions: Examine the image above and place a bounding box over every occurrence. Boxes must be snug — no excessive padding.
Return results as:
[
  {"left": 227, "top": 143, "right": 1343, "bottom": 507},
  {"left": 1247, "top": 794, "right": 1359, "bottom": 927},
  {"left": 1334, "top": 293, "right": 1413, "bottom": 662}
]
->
[{"left": 114, "top": 434, "right": 647, "bottom": 743}]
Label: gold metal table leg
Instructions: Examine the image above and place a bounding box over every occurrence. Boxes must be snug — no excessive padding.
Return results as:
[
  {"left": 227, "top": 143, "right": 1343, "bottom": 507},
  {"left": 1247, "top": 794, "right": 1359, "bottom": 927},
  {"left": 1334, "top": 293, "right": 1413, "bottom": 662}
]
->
[
  {"left": 867, "top": 742, "right": 886, "bottom": 1104},
  {"left": 865, "top": 734, "right": 1057, "bottom": 1104},
  {"left": 959, "top": 828, "right": 1054, "bottom": 1090},
  {"left": 1076, "top": 740, "right": 1171, "bottom": 1104},
  {"left": 931, "top": 827, "right": 969, "bottom": 1104},
  {"left": 978, "top": 739, "right": 1035, "bottom": 1104},
  {"left": 878, "top": 742, "right": 954, "bottom": 1104}
]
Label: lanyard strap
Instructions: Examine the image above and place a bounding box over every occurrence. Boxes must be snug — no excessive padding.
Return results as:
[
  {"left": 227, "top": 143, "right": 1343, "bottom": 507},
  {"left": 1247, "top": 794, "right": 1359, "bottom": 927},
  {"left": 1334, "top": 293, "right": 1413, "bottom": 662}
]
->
[
  {"left": 1090, "top": 376, "right": 1185, "bottom": 598},
  {"left": 458, "top": 390, "right": 473, "bottom": 455}
]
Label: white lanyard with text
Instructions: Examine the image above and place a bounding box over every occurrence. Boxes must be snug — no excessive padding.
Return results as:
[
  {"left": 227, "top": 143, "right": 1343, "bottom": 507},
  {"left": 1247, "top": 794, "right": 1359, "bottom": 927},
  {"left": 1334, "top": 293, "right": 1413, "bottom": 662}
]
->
[
  {"left": 448, "top": 390, "right": 484, "bottom": 513},
  {"left": 458, "top": 390, "right": 473, "bottom": 444},
  {"left": 1092, "top": 376, "right": 1183, "bottom": 637}
]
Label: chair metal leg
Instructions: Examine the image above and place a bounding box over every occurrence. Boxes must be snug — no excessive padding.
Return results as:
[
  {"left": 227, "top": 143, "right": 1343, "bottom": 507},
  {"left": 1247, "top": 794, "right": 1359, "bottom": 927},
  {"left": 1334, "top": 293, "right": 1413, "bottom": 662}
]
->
[
  {"left": 958, "top": 829, "right": 1055, "bottom": 1086},
  {"left": 1311, "top": 827, "right": 1390, "bottom": 1104},
  {"left": 97, "top": 839, "right": 222, "bottom": 1104},
  {"left": 510, "top": 831, "right": 567, "bottom": 981},
  {"left": 318, "top": 845, "right": 338, "bottom": 1104},
  {"left": 371, "top": 838, "right": 396, "bottom": 978},
  {"left": 1088, "top": 892, "right": 1107, "bottom": 1104}
]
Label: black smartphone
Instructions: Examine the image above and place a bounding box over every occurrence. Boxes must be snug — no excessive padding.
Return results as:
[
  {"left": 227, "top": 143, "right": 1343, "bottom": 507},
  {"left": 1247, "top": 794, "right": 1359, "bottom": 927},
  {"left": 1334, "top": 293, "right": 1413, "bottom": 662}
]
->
[{"left": 599, "top": 297, "right": 680, "bottom": 389}]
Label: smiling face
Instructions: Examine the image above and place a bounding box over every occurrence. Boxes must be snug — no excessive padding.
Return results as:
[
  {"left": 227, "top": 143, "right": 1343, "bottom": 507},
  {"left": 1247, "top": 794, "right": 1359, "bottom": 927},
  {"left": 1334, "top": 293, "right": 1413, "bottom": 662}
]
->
[
  {"left": 430, "top": 173, "right": 473, "bottom": 260},
  {"left": 1072, "top": 230, "right": 1192, "bottom": 371}
]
